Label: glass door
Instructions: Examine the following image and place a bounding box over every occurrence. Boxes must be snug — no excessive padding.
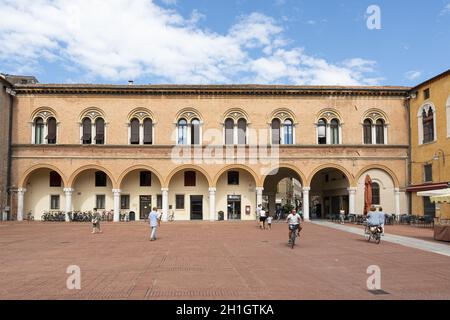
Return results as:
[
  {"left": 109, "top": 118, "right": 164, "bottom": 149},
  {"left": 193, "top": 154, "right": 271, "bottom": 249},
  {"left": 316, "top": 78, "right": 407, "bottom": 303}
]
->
[
  {"left": 227, "top": 195, "right": 241, "bottom": 220},
  {"left": 139, "top": 195, "right": 152, "bottom": 220},
  {"left": 190, "top": 195, "right": 203, "bottom": 220}
]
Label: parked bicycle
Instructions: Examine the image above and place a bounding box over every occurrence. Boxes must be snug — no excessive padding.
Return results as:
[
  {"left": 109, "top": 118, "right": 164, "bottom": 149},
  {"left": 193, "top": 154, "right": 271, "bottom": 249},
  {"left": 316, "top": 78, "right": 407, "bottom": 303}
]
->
[
  {"left": 41, "top": 211, "right": 65, "bottom": 222},
  {"left": 26, "top": 210, "right": 34, "bottom": 221}
]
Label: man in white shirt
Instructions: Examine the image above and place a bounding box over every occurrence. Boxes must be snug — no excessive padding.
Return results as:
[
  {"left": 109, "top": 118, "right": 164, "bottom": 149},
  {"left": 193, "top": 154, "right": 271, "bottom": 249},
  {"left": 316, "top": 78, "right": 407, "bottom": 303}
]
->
[
  {"left": 259, "top": 207, "right": 267, "bottom": 229},
  {"left": 286, "top": 210, "right": 302, "bottom": 242},
  {"left": 149, "top": 207, "right": 160, "bottom": 241}
]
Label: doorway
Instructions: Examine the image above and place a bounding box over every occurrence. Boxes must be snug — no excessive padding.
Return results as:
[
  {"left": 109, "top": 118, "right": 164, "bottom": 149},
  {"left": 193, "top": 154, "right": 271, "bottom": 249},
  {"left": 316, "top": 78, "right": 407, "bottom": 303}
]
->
[
  {"left": 139, "top": 195, "right": 152, "bottom": 220},
  {"left": 190, "top": 195, "right": 203, "bottom": 220},
  {"left": 227, "top": 195, "right": 241, "bottom": 220}
]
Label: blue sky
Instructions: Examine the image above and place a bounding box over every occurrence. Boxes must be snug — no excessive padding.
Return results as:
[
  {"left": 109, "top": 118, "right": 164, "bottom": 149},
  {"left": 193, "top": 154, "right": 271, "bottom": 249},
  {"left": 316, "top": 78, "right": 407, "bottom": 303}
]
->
[{"left": 0, "top": 0, "right": 449, "bottom": 86}]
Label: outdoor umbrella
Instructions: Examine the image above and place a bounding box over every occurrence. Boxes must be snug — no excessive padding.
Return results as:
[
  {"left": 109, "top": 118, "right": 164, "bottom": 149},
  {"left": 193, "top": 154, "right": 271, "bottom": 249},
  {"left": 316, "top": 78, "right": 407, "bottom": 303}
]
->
[{"left": 364, "top": 175, "right": 372, "bottom": 216}]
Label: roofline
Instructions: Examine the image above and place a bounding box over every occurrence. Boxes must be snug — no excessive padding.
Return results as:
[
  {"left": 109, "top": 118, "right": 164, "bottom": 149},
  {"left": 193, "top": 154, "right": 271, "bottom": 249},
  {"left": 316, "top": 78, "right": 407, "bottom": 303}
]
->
[
  {"left": 0, "top": 74, "right": 12, "bottom": 86},
  {"left": 410, "top": 68, "right": 450, "bottom": 91}
]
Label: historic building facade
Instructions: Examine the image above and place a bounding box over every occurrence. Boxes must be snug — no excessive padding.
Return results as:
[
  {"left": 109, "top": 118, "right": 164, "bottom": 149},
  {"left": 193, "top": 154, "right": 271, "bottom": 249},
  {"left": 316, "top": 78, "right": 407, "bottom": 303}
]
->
[
  {"left": 7, "top": 83, "right": 411, "bottom": 222},
  {"left": 407, "top": 70, "right": 450, "bottom": 219}
]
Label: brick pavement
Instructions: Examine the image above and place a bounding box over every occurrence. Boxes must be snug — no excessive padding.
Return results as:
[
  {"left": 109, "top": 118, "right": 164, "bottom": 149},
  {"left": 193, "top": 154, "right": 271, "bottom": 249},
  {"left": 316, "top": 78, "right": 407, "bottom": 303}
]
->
[{"left": 0, "top": 221, "right": 449, "bottom": 300}]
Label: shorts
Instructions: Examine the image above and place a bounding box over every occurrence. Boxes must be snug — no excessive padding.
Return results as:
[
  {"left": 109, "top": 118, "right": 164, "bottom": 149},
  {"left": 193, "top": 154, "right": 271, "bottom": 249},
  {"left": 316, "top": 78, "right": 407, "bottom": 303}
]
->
[
  {"left": 289, "top": 224, "right": 299, "bottom": 230},
  {"left": 260, "top": 217, "right": 267, "bottom": 222}
]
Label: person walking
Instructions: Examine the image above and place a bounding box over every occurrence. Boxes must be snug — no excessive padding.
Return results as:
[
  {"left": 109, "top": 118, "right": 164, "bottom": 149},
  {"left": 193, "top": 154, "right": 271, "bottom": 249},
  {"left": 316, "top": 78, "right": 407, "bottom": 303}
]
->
[
  {"left": 91, "top": 208, "right": 102, "bottom": 234},
  {"left": 259, "top": 207, "right": 267, "bottom": 229},
  {"left": 149, "top": 207, "right": 159, "bottom": 241},
  {"left": 267, "top": 215, "right": 273, "bottom": 230},
  {"left": 256, "top": 204, "right": 262, "bottom": 226}
]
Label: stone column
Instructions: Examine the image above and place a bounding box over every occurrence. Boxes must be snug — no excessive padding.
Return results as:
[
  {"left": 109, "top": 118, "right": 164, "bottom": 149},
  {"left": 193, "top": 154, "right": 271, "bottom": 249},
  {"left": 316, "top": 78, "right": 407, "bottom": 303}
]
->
[
  {"left": 113, "top": 189, "right": 121, "bottom": 222},
  {"left": 17, "top": 188, "right": 26, "bottom": 222},
  {"left": 162, "top": 188, "right": 169, "bottom": 222},
  {"left": 326, "top": 125, "right": 331, "bottom": 144},
  {"left": 302, "top": 187, "right": 310, "bottom": 221},
  {"left": 43, "top": 122, "right": 48, "bottom": 144},
  {"left": 347, "top": 187, "right": 357, "bottom": 215},
  {"left": 139, "top": 124, "right": 144, "bottom": 145},
  {"left": 91, "top": 122, "right": 96, "bottom": 145},
  {"left": 64, "top": 188, "right": 74, "bottom": 222},
  {"left": 394, "top": 188, "right": 401, "bottom": 217},
  {"left": 256, "top": 187, "right": 264, "bottom": 208},
  {"left": 268, "top": 193, "right": 276, "bottom": 215},
  {"left": 209, "top": 187, "right": 216, "bottom": 221}
]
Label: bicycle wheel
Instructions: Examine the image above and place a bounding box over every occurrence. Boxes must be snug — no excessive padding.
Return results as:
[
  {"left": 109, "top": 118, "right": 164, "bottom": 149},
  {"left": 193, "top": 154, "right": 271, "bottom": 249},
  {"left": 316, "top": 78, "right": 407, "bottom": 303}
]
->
[
  {"left": 375, "top": 233, "right": 381, "bottom": 244},
  {"left": 291, "top": 232, "right": 296, "bottom": 249},
  {"left": 364, "top": 227, "right": 371, "bottom": 241}
]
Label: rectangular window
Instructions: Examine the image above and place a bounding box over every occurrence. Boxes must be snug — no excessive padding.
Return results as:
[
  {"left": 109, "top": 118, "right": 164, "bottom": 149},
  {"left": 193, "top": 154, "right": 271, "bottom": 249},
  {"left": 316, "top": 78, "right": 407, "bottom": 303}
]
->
[
  {"left": 423, "top": 196, "right": 436, "bottom": 217},
  {"left": 176, "top": 195, "right": 185, "bottom": 209},
  {"left": 49, "top": 171, "right": 61, "bottom": 187},
  {"left": 157, "top": 194, "right": 162, "bottom": 209},
  {"left": 95, "top": 171, "right": 107, "bottom": 187},
  {"left": 424, "top": 164, "right": 433, "bottom": 182},
  {"left": 96, "top": 195, "right": 106, "bottom": 210},
  {"left": 184, "top": 171, "right": 196, "bottom": 186},
  {"left": 228, "top": 171, "right": 239, "bottom": 185},
  {"left": 140, "top": 171, "right": 152, "bottom": 187},
  {"left": 424, "top": 88, "right": 430, "bottom": 100},
  {"left": 120, "top": 195, "right": 130, "bottom": 210},
  {"left": 50, "top": 195, "right": 60, "bottom": 210}
]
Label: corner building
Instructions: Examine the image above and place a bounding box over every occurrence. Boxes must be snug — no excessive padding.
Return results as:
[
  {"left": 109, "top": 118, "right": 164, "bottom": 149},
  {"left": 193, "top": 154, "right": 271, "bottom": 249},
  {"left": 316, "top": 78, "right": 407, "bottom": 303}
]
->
[{"left": 10, "top": 84, "right": 410, "bottom": 222}]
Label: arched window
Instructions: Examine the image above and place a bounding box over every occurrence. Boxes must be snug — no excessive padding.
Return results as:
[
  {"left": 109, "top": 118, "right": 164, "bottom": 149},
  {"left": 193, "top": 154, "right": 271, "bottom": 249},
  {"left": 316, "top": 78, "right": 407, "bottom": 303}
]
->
[
  {"left": 130, "top": 118, "right": 140, "bottom": 145},
  {"left": 143, "top": 118, "right": 153, "bottom": 145},
  {"left": 177, "top": 119, "right": 188, "bottom": 145},
  {"left": 95, "top": 118, "right": 105, "bottom": 145},
  {"left": 330, "top": 119, "right": 339, "bottom": 144},
  {"left": 225, "top": 118, "right": 234, "bottom": 145},
  {"left": 271, "top": 118, "right": 281, "bottom": 145},
  {"left": 375, "top": 119, "right": 385, "bottom": 144},
  {"left": 372, "top": 182, "right": 380, "bottom": 205},
  {"left": 363, "top": 119, "right": 372, "bottom": 144},
  {"left": 81, "top": 118, "right": 92, "bottom": 144},
  {"left": 317, "top": 119, "right": 326, "bottom": 144},
  {"left": 191, "top": 118, "right": 200, "bottom": 145},
  {"left": 46, "top": 117, "right": 57, "bottom": 144},
  {"left": 422, "top": 108, "right": 434, "bottom": 143},
  {"left": 34, "top": 117, "right": 44, "bottom": 144},
  {"left": 284, "top": 119, "right": 293, "bottom": 145},
  {"left": 237, "top": 118, "right": 247, "bottom": 145}
]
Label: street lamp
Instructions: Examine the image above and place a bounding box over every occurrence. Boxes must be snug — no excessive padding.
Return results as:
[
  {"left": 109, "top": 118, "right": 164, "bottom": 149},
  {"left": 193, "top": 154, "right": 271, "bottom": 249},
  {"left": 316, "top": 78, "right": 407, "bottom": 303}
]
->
[{"left": 433, "top": 149, "right": 446, "bottom": 164}]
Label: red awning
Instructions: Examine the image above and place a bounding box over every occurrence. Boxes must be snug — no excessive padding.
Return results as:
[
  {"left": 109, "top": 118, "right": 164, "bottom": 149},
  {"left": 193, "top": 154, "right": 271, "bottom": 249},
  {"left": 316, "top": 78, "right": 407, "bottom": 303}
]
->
[{"left": 406, "top": 182, "right": 449, "bottom": 192}]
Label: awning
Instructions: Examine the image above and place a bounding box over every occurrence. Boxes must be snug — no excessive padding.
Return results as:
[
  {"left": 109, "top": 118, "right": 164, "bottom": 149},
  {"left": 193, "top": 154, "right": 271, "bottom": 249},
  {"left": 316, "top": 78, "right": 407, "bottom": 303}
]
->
[{"left": 417, "top": 188, "right": 450, "bottom": 204}]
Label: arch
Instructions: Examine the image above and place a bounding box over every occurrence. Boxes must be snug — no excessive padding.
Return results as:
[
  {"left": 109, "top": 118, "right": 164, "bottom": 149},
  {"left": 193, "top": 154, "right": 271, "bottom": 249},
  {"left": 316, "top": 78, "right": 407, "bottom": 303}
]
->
[
  {"left": 316, "top": 108, "right": 343, "bottom": 123},
  {"left": 165, "top": 165, "right": 213, "bottom": 188},
  {"left": 68, "top": 165, "right": 117, "bottom": 189},
  {"left": 417, "top": 102, "right": 436, "bottom": 117},
  {"left": 30, "top": 107, "right": 58, "bottom": 121},
  {"left": 355, "top": 165, "right": 400, "bottom": 188},
  {"left": 79, "top": 107, "right": 105, "bottom": 121},
  {"left": 213, "top": 164, "right": 261, "bottom": 187},
  {"left": 307, "top": 163, "right": 355, "bottom": 187},
  {"left": 117, "top": 165, "right": 164, "bottom": 188},
  {"left": 261, "top": 163, "right": 307, "bottom": 186},
  {"left": 361, "top": 108, "right": 390, "bottom": 125},
  {"left": 223, "top": 108, "right": 250, "bottom": 123},
  {"left": 127, "top": 107, "right": 155, "bottom": 123},
  {"left": 175, "top": 108, "right": 203, "bottom": 123},
  {"left": 268, "top": 108, "right": 297, "bottom": 124},
  {"left": 19, "top": 164, "right": 68, "bottom": 189}
]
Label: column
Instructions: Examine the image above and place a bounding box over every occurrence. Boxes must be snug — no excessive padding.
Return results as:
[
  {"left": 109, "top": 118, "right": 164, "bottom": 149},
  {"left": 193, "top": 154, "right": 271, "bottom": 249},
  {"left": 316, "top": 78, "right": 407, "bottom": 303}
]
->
[
  {"left": 394, "top": 188, "right": 401, "bottom": 217},
  {"left": 162, "top": 188, "right": 169, "bottom": 222},
  {"left": 256, "top": 187, "right": 264, "bottom": 208},
  {"left": 209, "top": 187, "right": 216, "bottom": 222},
  {"left": 112, "top": 189, "right": 121, "bottom": 222},
  {"left": 233, "top": 124, "right": 238, "bottom": 145},
  {"left": 64, "top": 188, "right": 74, "bottom": 222},
  {"left": 43, "top": 122, "right": 48, "bottom": 144},
  {"left": 347, "top": 187, "right": 357, "bottom": 215},
  {"left": 302, "top": 187, "right": 310, "bottom": 221},
  {"left": 139, "top": 124, "right": 144, "bottom": 145},
  {"left": 372, "top": 125, "right": 376, "bottom": 145},
  {"left": 326, "top": 125, "right": 331, "bottom": 144},
  {"left": 268, "top": 193, "right": 276, "bottom": 214},
  {"left": 91, "top": 122, "right": 96, "bottom": 145},
  {"left": 17, "top": 188, "right": 26, "bottom": 222}
]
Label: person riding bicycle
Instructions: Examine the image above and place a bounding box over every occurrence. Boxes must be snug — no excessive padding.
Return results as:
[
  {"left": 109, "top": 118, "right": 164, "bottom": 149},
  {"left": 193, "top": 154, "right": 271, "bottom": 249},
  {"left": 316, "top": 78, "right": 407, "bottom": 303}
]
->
[
  {"left": 366, "top": 206, "right": 384, "bottom": 234},
  {"left": 286, "top": 209, "right": 302, "bottom": 242}
]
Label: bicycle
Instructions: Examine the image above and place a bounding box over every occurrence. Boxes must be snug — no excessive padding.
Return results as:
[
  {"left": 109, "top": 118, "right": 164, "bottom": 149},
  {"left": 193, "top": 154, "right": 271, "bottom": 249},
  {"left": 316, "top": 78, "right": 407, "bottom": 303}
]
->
[
  {"left": 364, "top": 223, "right": 382, "bottom": 244},
  {"left": 288, "top": 224, "right": 298, "bottom": 249}
]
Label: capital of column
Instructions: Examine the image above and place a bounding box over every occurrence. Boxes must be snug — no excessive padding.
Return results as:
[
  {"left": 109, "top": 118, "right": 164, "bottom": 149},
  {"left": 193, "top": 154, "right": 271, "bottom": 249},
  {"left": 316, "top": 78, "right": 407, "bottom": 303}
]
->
[
  {"left": 302, "top": 187, "right": 311, "bottom": 192},
  {"left": 63, "top": 188, "right": 74, "bottom": 194},
  {"left": 255, "top": 187, "right": 264, "bottom": 193},
  {"left": 112, "top": 189, "right": 121, "bottom": 195},
  {"left": 17, "top": 188, "right": 27, "bottom": 194},
  {"left": 161, "top": 188, "right": 169, "bottom": 192},
  {"left": 209, "top": 187, "right": 217, "bottom": 193},
  {"left": 394, "top": 188, "right": 400, "bottom": 193},
  {"left": 347, "top": 187, "right": 357, "bottom": 193}
]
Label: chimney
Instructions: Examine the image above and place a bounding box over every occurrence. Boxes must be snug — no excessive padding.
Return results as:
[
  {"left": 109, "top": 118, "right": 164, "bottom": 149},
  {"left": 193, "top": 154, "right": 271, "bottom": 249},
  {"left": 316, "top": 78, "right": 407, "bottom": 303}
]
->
[{"left": 128, "top": 80, "right": 134, "bottom": 85}]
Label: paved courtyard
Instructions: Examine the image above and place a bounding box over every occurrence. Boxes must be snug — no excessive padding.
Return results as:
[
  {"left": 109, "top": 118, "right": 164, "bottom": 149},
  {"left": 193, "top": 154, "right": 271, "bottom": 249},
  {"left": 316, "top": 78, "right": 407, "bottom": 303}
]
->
[{"left": 1, "top": 220, "right": 450, "bottom": 300}]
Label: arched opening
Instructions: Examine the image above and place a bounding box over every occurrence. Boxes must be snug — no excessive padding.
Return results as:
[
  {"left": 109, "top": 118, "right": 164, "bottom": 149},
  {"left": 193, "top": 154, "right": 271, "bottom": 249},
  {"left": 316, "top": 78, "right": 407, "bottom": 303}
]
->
[
  {"left": 237, "top": 118, "right": 247, "bottom": 145},
  {"left": 330, "top": 119, "right": 340, "bottom": 144},
  {"left": 363, "top": 119, "right": 372, "bottom": 144},
  {"left": 271, "top": 118, "right": 281, "bottom": 145},
  {"left": 310, "top": 168, "right": 350, "bottom": 219},
  {"left": 375, "top": 119, "right": 385, "bottom": 144},
  {"left": 47, "top": 117, "right": 57, "bottom": 144},
  {"left": 95, "top": 118, "right": 105, "bottom": 145},
  {"left": 143, "top": 118, "right": 153, "bottom": 145},
  {"left": 191, "top": 118, "right": 200, "bottom": 145},
  {"left": 81, "top": 118, "right": 92, "bottom": 144},
  {"left": 177, "top": 119, "right": 188, "bottom": 145},
  {"left": 72, "top": 169, "right": 114, "bottom": 213},
  {"left": 225, "top": 118, "right": 234, "bottom": 145},
  {"left": 130, "top": 118, "right": 140, "bottom": 144},
  {"left": 317, "top": 118, "right": 326, "bottom": 144},
  {"left": 34, "top": 117, "right": 44, "bottom": 144},
  {"left": 284, "top": 119, "right": 293, "bottom": 145}
]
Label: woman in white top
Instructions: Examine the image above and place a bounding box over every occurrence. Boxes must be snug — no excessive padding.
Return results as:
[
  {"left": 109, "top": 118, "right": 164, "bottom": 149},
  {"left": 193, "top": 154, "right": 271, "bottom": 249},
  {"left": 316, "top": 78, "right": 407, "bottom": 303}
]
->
[{"left": 259, "top": 208, "right": 267, "bottom": 229}]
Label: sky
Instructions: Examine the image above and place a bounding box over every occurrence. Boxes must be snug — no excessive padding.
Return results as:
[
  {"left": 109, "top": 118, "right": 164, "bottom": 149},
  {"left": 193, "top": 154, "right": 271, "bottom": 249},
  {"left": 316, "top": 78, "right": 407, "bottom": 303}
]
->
[{"left": 0, "top": 0, "right": 449, "bottom": 86}]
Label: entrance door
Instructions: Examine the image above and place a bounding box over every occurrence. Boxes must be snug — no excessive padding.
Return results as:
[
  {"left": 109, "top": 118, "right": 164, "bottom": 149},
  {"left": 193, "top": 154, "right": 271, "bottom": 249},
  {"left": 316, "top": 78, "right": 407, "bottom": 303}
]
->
[
  {"left": 227, "top": 195, "right": 241, "bottom": 220},
  {"left": 140, "top": 195, "right": 152, "bottom": 220},
  {"left": 190, "top": 195, "right": 203, "bottom": 220}
]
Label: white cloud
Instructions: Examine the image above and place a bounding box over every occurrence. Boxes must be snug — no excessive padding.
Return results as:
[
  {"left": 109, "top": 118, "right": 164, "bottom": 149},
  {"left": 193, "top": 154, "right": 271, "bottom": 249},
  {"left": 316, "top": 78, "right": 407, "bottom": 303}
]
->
[
  {"left": 440, "top": 3, "right": 450, "bottom": 15},
  {"left": 0, "top": 0, "right": 381, "bottom": 85},
  {"left": 405, "top": 70, "right": 422, "bottom": 81}
]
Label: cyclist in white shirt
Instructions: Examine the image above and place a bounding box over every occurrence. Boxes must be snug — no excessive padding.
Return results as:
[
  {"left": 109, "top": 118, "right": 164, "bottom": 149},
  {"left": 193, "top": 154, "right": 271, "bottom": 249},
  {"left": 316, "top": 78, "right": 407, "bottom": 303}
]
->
[{"left": 286, "top": 209, "right": 302, "bottom": 242}]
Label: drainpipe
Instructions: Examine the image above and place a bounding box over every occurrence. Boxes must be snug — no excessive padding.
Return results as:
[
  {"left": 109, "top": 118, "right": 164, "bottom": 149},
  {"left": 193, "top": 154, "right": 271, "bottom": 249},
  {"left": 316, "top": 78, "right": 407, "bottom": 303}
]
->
[
  {"left": 405, "top": 94, "right": 412, "bottom": 215},
  {"left": 6, "top": 86, "right": 15, "bottom": 221}
]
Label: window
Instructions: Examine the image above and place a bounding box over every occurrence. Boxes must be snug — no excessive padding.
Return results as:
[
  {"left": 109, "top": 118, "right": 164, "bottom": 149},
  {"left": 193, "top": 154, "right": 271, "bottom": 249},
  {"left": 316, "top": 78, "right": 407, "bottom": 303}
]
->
[
  {"left": 50, "top": 195, "right": 60, "bottom": 210},
  {"left": 47, "top": 117, "right": 57, "bottom": 144},
  {"left": 184, "top": 171, "right": 196, "bottom": 187},
  {"left": 140, "top": 171, "right": 152, "bottom": 187},
  {"left": 157, "top": 195, "right": 162, "bottom": 209},
  {"left": 424, "top": 164, "right": 433, "bottom": 182},
  {"left": 237, "top": 118, "right": 247, "bottom": 145},
  {"left": 422, "top": 108, "right": 434, "bottom": 143},
  {"left": 120, "top": 195, "right": 130, "bottom": 209},
  {"left": 34, "top": 117, "right": 44, "bottom": 144},
  {"left": 317, "top": 119, "right": 326, "bottom": 144},
  {"left": 375, "top": 119, "right": 385, "bottom": 144},
  {"left": 82, "top": 118, "right": 92, "bottom": 144},
  {"left": 372, "top": 183, "right": 380, "bottom": 205},
  {"left": 228, "top": 171, "right": 239, "bottom": 185},
  {"left": 424, "top": 88, "right": 430, "bottom": 100},
  {"left": 96, "top": 195, "right": 106, "bottom": 210},
  {"left": 330, "top": 119, "right": 339, "bottom": 144},
  {"left": 95, "top": 171, "right": 107, "bottom": 187},
  {"left": 225, "top": 118, "right": 234, "bottom": 145},
  {"left": 143, "top": 119, "right": 153, "bottom": 144},
  {"left": 284, "top": 119, "right": 293, "bottom": 145},
  {"left": 95, "top": 118, "right": 105, "bottom": 144},
  {"left": 176, "top": 195, "right": 185, "bottom": 209},
  {"left": 423, "top": 197, "right": 436, "bottom": 217},
  {"left": 191, "top": 119, "right": 200, "bottom": 145},
  {"left": 177, "top": 119, "right": 188, "bottom": 145},
  {"left": 363, "top": 119, "right": 372, "bottom": 144},
  {"left": 49, "top": 171, "right": 62, "bottom": 187},
  {"left": 130, "top": 118, "right": 140, "bottom": 144},
  {"left": 271, "top": 118, "right": 281, "bottom": 145}
]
